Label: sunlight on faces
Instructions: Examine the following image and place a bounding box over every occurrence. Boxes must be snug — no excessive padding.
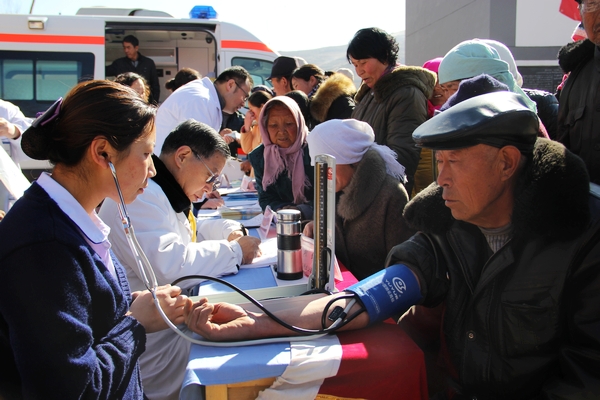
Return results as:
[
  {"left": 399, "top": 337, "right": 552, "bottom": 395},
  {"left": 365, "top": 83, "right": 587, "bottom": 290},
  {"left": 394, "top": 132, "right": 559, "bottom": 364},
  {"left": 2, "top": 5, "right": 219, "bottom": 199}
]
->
[
  {"left": 440, "top": 80, "right": 461, "bottom": 97},
  {"left": 123, "top": 42, "right": 139, "bottom": 61},
  {"left": 581, "top": 0, "right": 600, "bottom": 45},
  {"left": 270, "top": 77, "right": 290, "bottom": 96},
  {"left": 178, "top": 150, "right": 227, "bottom": 202},
  {"left": 224, "top": 79, "right": 251, "bottom": 113},
  {"left": 349, "top": 56, "right": 389, "bottom": 88},
  {"left": 431, "top": 80, "right": 449, "bottom": 107},
  {"left": 335, "top": 164, "right": 355, "bottom": 192},
  {"left": 113, "top": 126, "right": 156, "bottom": 204},
  {"left": 130, "top": 79, "right": 146, "bottom": 98},
  {"left": 291, "top": 77, "right": 314, "bottom": 96},
  {"left": 266, "top": 104, "right": 297, "bottom": 148},
  {"left": 435, "top": 144, "right": 517, "bottom": 228}
]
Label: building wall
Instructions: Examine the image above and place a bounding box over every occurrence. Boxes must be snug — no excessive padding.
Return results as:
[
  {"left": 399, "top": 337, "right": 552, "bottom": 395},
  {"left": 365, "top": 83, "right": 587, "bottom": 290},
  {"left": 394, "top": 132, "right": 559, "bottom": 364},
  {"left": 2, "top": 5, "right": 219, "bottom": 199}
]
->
[{"left": 405, "top": 0, "right": 578, "bottom": 92}]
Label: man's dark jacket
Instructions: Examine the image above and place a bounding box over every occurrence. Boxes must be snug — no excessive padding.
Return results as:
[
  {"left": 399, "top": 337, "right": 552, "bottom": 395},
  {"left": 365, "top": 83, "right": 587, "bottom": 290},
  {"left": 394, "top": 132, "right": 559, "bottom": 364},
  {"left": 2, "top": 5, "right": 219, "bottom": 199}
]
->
[
  {"left": 557, "top": 38, "right": 600, "bottom": 184},
  {"left": 386, "top": 138, "right": 600, "bottom": 399},
  {"left": 106, "top": 53, "right": 160, "bottom": 104}
]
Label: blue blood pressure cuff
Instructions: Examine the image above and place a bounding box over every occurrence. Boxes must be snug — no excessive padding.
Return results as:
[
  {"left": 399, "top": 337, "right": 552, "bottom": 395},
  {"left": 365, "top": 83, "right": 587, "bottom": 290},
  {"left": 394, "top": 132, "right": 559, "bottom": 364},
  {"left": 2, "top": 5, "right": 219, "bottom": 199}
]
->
[{"left": 346, "top": 264, "right": 422, "bottom": 325}]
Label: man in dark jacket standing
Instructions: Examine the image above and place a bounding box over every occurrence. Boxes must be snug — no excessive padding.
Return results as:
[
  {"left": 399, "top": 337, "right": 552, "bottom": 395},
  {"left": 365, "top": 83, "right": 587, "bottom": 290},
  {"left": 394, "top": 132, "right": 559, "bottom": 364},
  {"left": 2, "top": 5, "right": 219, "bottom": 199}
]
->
[
  {"left": 557, "top": 0, "right": 600, "bottom": 184},
  {"left": 106, "top": 35, "right": 160, "bottom": 104},
  {"left": 185, "top": 91, "right": 600, "bottom": 399}
]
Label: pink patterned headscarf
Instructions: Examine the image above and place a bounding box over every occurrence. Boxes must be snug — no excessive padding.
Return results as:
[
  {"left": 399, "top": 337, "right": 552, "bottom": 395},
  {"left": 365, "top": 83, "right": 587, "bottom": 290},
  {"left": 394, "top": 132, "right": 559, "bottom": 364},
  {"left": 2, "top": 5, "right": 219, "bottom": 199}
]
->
[{"left": 258, "top": 96, "right": 310, "bottom": 204}]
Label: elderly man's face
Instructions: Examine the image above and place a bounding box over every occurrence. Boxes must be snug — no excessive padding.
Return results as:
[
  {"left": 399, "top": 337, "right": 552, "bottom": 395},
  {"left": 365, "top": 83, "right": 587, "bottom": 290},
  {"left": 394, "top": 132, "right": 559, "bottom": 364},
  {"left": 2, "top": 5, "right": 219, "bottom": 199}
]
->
[
  {"left": 435, "top": 144, "right": 516, "bottom": 229},
  {"left": 581, "top": 0, "right": 600, "bottom": 45}
]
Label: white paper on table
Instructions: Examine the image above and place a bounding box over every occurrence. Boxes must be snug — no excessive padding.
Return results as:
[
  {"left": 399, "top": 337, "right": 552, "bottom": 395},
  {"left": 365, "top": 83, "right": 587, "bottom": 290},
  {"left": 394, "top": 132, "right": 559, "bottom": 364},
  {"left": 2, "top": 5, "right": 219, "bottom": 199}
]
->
[{"left": 240, "top": 237, "right": 277, "bottom": 268}]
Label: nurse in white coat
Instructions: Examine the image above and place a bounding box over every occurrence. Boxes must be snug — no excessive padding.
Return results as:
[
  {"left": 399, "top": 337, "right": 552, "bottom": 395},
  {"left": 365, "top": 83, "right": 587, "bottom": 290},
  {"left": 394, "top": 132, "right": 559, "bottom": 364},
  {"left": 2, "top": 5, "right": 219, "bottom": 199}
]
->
[{"left": 99, "top": 119, "right": 261, "bottom": 400}]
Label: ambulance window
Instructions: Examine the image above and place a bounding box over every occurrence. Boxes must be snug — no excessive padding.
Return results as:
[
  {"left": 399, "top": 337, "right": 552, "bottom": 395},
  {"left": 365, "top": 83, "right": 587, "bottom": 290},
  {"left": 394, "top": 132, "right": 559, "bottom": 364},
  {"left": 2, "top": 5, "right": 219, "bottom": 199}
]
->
[
  {"left": 1, "top": 60, "right": 34, "bottom": 100},
  {"left": 36, "top": 61, "right": 82, "bottom": 101},
  {"left": 231, "top": 57, "right": 273, "bottom": 88}
]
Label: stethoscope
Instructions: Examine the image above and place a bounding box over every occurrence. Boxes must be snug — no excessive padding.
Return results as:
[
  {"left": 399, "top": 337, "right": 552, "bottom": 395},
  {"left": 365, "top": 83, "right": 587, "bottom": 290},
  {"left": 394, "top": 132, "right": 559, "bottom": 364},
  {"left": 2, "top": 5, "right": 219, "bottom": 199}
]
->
[{"left": 108, "top": 162, "right": 360, "bottom": 347}]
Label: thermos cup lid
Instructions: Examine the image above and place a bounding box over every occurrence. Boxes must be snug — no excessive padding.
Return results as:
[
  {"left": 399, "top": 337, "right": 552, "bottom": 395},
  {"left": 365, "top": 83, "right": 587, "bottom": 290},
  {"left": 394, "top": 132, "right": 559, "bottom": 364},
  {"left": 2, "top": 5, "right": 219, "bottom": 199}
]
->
[{"left": 276, "top": 209, "right": 301, "bottom": 222}]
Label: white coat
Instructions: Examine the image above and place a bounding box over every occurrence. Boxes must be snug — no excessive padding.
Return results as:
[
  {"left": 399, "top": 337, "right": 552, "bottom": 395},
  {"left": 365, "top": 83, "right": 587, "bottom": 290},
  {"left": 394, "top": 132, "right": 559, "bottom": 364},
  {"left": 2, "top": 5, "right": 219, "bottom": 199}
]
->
[
  {"left": 99, "top": 179, "right": 242, "bottom": 400},
  {"left": 0, "top": 99, "right": 32, "bottom": 166},
  {"left": 154, "top": 77, "right": 223, "bottom": 152}
]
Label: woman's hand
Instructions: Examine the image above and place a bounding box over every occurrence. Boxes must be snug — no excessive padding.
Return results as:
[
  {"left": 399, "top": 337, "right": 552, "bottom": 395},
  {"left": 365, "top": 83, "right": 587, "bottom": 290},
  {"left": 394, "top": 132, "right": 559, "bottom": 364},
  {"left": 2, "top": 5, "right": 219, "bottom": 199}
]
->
[
  {"left": 128, "top": 284, "right": 191, "bottom": 333},
  {"left": 303, "top": 221, "right": 314, "bottom": 238},
  {"left": 240, "top": 160, "right": 252, "bottom": 176},
  {"left": 243, "top": 110, "right": 256, "bottom": 133}
]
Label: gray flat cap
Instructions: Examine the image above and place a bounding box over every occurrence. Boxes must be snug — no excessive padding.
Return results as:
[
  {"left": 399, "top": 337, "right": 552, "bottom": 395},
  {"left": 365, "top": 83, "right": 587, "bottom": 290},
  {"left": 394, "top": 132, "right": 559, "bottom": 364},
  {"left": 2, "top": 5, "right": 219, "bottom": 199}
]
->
[{"left": 413, "top": 91, "right": 539, "bottom": 152}]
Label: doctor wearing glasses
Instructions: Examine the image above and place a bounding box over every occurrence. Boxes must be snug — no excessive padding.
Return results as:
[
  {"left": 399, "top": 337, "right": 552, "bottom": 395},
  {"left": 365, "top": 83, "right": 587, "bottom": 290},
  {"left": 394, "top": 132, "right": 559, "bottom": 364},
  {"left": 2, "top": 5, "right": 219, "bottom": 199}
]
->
[{"left": 100, "top": 119, "right": 261, "bottom": 400}]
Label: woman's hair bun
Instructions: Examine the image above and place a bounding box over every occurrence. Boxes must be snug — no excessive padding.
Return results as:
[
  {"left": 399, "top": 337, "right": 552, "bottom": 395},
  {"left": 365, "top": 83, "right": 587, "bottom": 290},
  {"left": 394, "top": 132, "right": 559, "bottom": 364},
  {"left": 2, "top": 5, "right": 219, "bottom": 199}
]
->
[{"left": 21, "top": 123, "right": 56, "bottom": 160}]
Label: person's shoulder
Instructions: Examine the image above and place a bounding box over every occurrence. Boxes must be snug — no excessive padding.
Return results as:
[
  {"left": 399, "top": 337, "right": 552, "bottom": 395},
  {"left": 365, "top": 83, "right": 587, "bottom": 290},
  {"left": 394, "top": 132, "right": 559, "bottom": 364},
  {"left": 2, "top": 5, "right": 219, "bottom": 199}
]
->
[
  {"left": 374, "top": 66, "right": 435, "bottom": 101},
  {"left": 558, "top": 39, "right": 596, "bottom": 74},
  {"left": 0, "top": 185, "right": 87, "bottom": 259}
]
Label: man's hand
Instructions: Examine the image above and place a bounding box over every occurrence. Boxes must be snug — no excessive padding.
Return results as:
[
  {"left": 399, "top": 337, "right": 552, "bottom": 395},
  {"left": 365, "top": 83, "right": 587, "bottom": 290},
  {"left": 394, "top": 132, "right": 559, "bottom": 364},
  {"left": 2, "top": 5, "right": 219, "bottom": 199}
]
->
[
  {"left": 128, "top": 284, "right": 190, "bottom": 333},
  {"left": 0, "top": 118, "right": 19, "bottom": 140},
  {"left": 235, "top": 236, "right": 262, "bottom": 264},
  {"left": 219, "top": 128, "right": 235, "bottom": 144},
  {"left": 185, "top": 298, "right": 258, "bottom": 341}
]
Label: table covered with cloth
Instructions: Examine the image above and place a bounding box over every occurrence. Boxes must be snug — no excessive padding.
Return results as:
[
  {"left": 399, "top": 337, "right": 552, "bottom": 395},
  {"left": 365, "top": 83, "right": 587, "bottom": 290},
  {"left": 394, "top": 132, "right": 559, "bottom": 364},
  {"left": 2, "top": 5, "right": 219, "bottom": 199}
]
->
[{"left": 180, "top": 266, "right": 428, "bottom": 400}]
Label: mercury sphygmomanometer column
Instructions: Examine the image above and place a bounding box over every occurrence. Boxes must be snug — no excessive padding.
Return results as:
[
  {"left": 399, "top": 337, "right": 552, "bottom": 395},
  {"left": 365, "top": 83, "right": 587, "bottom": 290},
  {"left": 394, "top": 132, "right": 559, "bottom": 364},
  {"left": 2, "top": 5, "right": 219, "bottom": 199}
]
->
[{"left": 310, "top": 154, "right": 336, "bottom": 291}]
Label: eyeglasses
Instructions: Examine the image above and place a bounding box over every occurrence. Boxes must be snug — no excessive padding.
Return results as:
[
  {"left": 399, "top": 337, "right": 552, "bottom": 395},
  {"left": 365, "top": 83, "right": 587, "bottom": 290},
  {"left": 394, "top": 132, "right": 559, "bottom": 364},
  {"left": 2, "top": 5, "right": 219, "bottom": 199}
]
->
[
  {"left": 235, "top": 81, "right": 250, "bottom": 102},
  {"left": 193, "top": 151, "right": 221, "bottom": 190},
  {"left": 580, "top": 0, "right": 600, "bottom": 13}
]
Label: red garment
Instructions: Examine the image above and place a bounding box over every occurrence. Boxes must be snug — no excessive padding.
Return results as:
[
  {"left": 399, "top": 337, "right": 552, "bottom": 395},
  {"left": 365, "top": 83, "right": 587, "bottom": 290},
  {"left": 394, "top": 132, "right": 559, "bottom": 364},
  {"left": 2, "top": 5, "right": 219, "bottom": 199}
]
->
[{"left": 560, "top": 0, "right": 581, "bottom": 21}]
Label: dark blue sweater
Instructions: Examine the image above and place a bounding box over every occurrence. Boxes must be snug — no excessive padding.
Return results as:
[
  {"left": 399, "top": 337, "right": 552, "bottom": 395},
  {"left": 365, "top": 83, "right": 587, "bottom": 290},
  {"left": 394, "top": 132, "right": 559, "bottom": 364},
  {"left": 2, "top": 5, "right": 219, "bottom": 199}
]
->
[{"left": 0, "top": 182, "right": 146, "bottom": 399}]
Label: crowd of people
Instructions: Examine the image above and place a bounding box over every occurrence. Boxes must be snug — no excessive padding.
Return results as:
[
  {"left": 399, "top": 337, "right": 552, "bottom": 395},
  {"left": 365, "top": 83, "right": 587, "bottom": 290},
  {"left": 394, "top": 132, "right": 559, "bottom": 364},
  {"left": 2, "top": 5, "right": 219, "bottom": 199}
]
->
[{"left": 0, "top": 1, "right": 599, "bottom": 398}]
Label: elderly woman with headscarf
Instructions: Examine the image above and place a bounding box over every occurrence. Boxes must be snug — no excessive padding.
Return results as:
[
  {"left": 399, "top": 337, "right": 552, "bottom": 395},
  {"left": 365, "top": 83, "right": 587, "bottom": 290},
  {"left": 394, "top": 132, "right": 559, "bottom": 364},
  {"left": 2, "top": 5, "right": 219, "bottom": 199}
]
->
[
  {"left": 248, "top": 96, "right": 314, "bottom": 219},
  {"left": 304, "top": 119, "right": 414, "bottom": 280}
]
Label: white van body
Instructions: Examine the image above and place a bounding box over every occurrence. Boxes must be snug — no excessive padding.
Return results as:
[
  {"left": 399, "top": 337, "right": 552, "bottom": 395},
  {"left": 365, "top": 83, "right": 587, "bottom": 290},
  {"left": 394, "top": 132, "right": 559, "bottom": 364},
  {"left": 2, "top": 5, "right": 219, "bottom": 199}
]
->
[{"left": 0, "top": 6, "right": 279, "bottom": 174}]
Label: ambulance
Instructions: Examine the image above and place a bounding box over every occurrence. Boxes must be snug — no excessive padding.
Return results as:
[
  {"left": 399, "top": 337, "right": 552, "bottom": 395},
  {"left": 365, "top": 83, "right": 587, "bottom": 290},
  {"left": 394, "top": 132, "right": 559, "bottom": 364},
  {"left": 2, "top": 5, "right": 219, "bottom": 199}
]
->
[{"left": 0, "top": 5, "right": 279, "bottom": 173}]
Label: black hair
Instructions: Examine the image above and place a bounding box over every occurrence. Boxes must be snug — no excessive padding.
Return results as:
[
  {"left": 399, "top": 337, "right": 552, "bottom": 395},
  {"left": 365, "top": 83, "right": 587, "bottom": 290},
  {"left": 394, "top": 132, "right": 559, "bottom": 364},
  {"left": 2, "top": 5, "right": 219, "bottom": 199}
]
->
[
  {"left": 21, "top": 80, "right": 156, "bottom": 166},
  {"left": 346, "top": 27, "right": 399, "bottom": 66},
  {"left": 165, "top": 68, "right": 201, "bottom": 92},
  {"left": 215, "top": 66, "right": 254, "bottom": 87},
  {"left": 291, "top": 64, "right": 325, "bottom": 84},
  {"left": 284, "top": 90, "right": 311, "bottom": 127},
  {"left": 122, "top": 35, "right": 139, "bottom": 47},
  {"left": 248, "top": 90, "right": 272, "bottom": 108},
  {"left": 161, "top": 119, "right": 230, "bottom": 159}
]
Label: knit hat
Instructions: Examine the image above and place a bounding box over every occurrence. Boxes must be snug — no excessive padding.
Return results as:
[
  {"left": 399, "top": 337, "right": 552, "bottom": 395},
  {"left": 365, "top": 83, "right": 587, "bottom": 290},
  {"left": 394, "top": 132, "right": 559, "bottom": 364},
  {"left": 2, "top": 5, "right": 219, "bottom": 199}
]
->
[
  {"left": 439, "top": 74, "right": 509, "bottom": 112},
  {"left": 438, "top": 39, "right": 537, "bottom": 112},
  {"left": 307, "top": 119, "right": 406, "bottom": 183},
  {"left": 422, "top": 57, "right": 443, "bottom": 74}
]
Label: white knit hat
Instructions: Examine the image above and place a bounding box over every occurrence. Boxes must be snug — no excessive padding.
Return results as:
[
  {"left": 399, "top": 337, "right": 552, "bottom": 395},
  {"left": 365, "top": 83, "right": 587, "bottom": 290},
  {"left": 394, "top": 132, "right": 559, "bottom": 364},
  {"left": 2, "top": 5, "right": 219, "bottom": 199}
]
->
[{"left": 307, "top": 119, "right": 406, "bottom": 182}]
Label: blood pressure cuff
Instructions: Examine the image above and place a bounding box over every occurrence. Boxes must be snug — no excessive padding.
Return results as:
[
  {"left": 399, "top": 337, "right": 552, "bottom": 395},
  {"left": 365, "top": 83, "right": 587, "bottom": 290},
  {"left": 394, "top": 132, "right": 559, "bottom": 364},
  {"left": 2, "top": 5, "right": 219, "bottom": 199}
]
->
[{"left": 345, "top": 264, "right": 422, "bottom": 325}]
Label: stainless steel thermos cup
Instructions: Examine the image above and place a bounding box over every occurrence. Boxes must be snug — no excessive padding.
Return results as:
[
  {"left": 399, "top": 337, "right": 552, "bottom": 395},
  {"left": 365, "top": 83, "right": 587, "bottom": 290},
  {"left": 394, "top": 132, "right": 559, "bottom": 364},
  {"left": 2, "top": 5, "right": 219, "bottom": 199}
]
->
[{"left": 276, "top": 210, "right": 303, "bottom": 280}]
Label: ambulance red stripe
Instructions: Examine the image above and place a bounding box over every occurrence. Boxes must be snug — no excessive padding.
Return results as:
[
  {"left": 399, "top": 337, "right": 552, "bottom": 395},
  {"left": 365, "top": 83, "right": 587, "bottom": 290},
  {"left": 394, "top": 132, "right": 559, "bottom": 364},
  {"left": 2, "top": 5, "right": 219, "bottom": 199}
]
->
[
  {"left": 221, "top": 40, "right": 273, "bottom": 53},
  {"left": 0, "top": 33, "right": 104, "bottom": 45}
]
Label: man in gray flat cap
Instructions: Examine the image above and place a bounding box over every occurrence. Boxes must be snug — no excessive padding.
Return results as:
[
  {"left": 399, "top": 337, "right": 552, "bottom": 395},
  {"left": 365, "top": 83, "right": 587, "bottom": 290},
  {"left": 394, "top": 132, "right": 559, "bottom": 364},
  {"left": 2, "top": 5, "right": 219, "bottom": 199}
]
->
[{"left": 184, "top": 91, "right": 600, "bottom": 399}]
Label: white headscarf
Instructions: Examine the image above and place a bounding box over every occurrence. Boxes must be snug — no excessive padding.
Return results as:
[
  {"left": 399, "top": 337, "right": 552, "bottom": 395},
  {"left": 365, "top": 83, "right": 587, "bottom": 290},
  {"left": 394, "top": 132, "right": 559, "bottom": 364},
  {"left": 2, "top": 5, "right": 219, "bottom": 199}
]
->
[{"left": 307, "top": 119, "right": 406, "bottom": 183}]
